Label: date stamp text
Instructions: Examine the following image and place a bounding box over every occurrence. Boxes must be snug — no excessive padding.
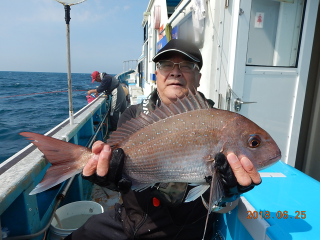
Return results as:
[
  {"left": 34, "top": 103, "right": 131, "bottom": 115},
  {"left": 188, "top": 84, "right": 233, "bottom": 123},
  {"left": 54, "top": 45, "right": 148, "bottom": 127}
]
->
[{"left": 247, "top": 211, "right": 306, "bottom": 219}]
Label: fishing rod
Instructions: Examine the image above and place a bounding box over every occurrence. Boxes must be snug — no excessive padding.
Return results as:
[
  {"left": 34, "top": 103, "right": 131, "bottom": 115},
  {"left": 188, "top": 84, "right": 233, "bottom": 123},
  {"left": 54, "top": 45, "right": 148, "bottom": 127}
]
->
[{"left": 0, "top": 90, "right": 87, "bottom": 99}]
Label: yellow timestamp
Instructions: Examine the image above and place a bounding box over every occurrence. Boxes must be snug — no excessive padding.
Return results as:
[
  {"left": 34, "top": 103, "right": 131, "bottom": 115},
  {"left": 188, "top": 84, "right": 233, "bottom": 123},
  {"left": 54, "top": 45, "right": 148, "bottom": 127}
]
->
[{"left": 247, "top": 211, "right": 306, "bottom": 219}]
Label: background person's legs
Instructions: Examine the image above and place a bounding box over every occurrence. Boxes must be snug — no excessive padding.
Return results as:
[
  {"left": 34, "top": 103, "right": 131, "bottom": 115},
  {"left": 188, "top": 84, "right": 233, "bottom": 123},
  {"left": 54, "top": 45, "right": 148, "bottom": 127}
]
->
[{"left": 109, "top": 85, "right": 127, "bottom": 131}]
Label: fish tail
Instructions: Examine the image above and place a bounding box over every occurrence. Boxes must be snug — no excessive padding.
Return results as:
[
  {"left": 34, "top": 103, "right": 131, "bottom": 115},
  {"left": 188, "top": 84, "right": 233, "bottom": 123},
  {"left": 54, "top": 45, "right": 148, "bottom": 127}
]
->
[{"left": 20, "top": 132, "right": 93, "bottom": 195}]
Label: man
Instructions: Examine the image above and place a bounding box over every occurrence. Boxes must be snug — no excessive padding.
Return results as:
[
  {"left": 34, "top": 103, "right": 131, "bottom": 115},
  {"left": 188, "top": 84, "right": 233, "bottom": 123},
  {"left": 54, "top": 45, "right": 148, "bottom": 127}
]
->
[
  {"left": 66, "top": 39, "right": 261, "bottom": 240},
  {"left": 88, "top": 71, "right": 127, "bottom": 131}
]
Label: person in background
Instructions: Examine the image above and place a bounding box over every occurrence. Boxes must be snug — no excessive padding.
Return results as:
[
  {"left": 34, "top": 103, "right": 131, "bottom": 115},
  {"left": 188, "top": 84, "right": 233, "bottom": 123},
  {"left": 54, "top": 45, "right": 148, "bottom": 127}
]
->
[
  {"left": 67, "top": 39, "right": 261, "bottom": 240},
  {"left": 88, "top": 71, "right": 127, "bottom": 131}
]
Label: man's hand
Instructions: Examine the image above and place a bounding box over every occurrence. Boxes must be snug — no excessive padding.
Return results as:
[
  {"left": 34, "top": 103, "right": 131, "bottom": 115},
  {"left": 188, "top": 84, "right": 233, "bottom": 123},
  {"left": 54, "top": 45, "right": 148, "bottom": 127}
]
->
[
  {"left": 215, "top": 152, "right": 261, "bottom": 202},
  {"left": 82, "top": 142, "right": 131, "bottom": 193},
  {"left": 83, "top": 141, "right": 111, "bottom": 177},
  {"left": 226, "top": 153, "right": 261, "bottom": 187},
  {"left": 87, "top": 89, "right": 98, "bottom": 96}
]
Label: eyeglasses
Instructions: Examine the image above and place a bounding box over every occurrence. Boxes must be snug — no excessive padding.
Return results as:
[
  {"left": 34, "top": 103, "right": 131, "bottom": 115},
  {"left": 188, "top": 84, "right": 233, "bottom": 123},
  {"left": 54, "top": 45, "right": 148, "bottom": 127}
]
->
[{"left": 157, "top": 60, "right": 199, "bottom": 73}]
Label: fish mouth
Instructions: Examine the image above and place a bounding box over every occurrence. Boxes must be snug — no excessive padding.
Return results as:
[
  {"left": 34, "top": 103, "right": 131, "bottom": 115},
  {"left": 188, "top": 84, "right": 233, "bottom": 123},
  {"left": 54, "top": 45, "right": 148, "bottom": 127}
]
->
[
  {"left": 269, "top": 153, "right": 281, "bottom": 162},
  {"left": 259, "top": 154, "right": 281, "bottom": 170}
]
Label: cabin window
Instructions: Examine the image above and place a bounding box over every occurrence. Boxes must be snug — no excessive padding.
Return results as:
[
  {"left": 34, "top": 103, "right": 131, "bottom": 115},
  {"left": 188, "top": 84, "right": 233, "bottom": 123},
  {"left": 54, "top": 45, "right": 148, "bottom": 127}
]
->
[
  {"left": 144, "top": 42, "right": 148, "bottom": 84},
  {"left": 138, "top": 61, "right": 143, "bottom": 87},
  {"left": 178, "top": 13, "right": 205, "bottom": 48},
  {"left": 144, "top": 22, "right": 148, "bottom": 43},
  {"left": 246, "top": 0, "right": 305, "bottom": 67}
]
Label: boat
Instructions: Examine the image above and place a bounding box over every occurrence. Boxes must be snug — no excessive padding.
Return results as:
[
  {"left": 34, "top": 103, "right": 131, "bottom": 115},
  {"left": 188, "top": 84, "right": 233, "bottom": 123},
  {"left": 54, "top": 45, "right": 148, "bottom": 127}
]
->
[
  {"left": 1, "top": 0, "right": 320, "bottom": 239},
  {"left": 139, "top": 0, "right": 320, "bottom": 239}
]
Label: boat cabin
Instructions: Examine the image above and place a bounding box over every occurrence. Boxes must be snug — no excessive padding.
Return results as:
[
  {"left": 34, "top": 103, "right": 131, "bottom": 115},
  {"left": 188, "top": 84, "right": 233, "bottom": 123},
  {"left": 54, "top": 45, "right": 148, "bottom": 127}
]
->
[{"left": 137, "top": 0, "right": 320, "bottom": 238}]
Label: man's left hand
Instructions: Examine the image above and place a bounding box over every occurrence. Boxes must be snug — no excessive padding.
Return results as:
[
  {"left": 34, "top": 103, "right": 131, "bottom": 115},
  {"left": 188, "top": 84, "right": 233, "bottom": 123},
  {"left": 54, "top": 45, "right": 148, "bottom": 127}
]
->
[
  {"left": 215, "top": 152, "right": 261, "bottom": 202},
  {"left": 226, "top": 153, "right": 261, "bottom": 187}
]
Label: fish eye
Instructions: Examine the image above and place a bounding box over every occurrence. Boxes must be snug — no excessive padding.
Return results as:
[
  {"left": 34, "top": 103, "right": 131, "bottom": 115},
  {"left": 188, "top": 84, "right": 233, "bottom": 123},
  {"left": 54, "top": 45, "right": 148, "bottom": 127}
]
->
[{"left": 248, "top": 135, "right": 261, "bottom": 148}]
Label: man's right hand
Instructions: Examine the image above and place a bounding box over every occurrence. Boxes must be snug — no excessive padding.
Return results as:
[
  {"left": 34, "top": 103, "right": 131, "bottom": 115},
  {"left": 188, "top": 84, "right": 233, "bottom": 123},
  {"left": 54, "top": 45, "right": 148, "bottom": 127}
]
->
[
  {"left": 83, "top": 141, "right": 111, "bottom": 177},
  {"left": 82, "top": 142, "right": 132, "bottom": 193}
]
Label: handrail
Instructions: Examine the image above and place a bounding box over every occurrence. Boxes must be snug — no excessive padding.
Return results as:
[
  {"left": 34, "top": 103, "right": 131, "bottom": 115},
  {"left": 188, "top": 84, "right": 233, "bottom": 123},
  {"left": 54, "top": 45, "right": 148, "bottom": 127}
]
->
[
  {"left": 86, "top": 111, "right": 109, "bottom": 148},
  {"left": 4, "top": 110, "right": 109, "bottom": 240},
  {"left": 159, "top": 0, "right": 191, "bottom": 35}
]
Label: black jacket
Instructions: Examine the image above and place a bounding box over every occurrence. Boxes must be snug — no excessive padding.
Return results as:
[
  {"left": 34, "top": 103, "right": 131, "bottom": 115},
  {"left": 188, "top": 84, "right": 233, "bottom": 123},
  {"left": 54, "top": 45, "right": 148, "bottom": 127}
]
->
[
  {"left": 117, "top": 89, "right": 218, "bottom": 239},
  {"left": 97, "top": 72, "right": 120, "bottom": 95}
]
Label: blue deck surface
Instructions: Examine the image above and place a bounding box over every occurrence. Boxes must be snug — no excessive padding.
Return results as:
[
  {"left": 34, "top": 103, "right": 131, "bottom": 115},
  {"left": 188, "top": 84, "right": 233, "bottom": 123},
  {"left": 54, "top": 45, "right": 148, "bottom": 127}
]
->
[{"left": 242, "top": 161, "right": 320, "bottom": 239}]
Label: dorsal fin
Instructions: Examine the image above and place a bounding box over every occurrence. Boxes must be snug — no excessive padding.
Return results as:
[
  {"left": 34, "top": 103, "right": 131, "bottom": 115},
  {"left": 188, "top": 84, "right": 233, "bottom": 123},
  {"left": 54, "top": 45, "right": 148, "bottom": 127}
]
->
[{"left": 107, "top": 89, "right": 209, "bottom": 147}]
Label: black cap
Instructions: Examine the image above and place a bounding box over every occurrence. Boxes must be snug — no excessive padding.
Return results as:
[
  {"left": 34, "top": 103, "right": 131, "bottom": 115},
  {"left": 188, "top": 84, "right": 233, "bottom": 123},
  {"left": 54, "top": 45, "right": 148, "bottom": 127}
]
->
[{"left": 152, "top": 39, "right": 203, "bottom": 69}]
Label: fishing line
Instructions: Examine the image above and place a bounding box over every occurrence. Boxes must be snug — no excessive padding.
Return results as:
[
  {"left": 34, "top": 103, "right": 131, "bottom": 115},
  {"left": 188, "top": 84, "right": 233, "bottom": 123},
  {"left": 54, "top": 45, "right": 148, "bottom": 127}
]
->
[
  {"left": 0, "top": 89, "right": 87, "bottom": 99},
  {"left": 207, "top": 0, "right": 240, "bottom": 100},
  {"left": 172, "top": 199, "right": 199, "bottom": 240}
]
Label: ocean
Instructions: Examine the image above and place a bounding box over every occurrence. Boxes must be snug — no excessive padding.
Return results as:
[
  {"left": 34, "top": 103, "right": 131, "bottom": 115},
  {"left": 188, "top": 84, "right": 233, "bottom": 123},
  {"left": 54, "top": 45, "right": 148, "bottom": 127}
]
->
[{"left": 0, "top": 71, "right": 103, "bottom": 163}]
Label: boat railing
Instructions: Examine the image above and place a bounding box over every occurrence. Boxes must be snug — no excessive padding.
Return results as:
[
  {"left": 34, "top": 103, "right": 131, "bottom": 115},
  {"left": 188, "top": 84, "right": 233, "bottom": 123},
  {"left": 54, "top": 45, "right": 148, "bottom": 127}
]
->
[
  {"left": 0, "top": 94, "right": 110, "bottom": 240},
  {"left": 122, "top": 60, "right": 137, "bottom": 73}
]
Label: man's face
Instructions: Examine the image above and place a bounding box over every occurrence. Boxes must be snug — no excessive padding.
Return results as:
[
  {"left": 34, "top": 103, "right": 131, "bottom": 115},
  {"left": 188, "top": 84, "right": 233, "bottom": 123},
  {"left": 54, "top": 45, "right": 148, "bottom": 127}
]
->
[
  {"left": 155, "top": 53, "right": 201, "bottom": 105},
  {"left": 95, "top": 75, "right": 101, "bottom": 82}
]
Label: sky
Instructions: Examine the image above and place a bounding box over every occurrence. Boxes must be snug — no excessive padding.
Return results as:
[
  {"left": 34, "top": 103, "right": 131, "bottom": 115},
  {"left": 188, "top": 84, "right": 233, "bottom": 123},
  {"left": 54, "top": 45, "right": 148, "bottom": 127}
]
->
[{"left": 0, "top": 0, "right": 150, "bottom": 74}]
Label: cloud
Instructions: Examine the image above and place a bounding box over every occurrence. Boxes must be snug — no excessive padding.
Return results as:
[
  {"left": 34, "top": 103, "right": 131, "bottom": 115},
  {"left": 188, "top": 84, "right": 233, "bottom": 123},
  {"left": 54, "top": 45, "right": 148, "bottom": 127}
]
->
[{"left": 124, "top": 5, "right": 130, "bottom": 10}]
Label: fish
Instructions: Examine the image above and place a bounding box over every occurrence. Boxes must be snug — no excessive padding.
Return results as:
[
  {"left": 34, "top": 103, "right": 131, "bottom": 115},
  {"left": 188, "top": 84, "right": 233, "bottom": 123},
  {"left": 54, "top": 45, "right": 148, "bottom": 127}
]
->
[
  {"left": 20, "top": 90, "right": 280, "bottom": 229},
  {"left": 21, "top": 89, "right": 281, "bottom": 195},
  {"left": 21, "top": 89, "right": 281, "bottom": 238}
]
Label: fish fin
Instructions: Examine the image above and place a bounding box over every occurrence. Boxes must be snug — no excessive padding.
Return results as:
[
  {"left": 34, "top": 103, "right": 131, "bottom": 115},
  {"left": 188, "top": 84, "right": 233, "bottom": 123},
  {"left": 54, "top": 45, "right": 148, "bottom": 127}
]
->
[
  {"left": 184, "top": 184, "right": 210, "bottom": 202},
  {"left": 30, "top": 169, "right": 82, "bottom": 195},
  {"left": 20, "top": 132, "right": 92, "bottom": 195},
  {"left": 131, "top": 182, "right": 154, "bottom": 192},
  {"left": 202, "top": 170, "right": 224, "bottom": 239},
  {"left": 107, "top": 89, "right": 210, "bottom": 146},
  {"left": 193, "top": 90, "right": 210, "bottom": 109},
  {"left": 188, "top": 183, "right": 201, "bottom": 186},
  {"left": 173, "top": 96, "right": 189, "bottom": 112},
  {"left": 153, "top": 106, "right": 171, "bottom": 119}
]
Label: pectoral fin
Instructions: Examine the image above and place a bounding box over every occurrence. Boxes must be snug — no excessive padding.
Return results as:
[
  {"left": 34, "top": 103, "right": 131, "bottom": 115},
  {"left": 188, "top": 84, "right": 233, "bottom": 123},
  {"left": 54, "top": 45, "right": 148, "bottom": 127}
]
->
[
  {"left": 201, "top": 170, "right": 224, "bottom": 239},
  {"left": 131, "top": 182, "right": 154, "bottom": 192},
  {"left": 184, "top": 185, "right": 210, "bottom": 202}
]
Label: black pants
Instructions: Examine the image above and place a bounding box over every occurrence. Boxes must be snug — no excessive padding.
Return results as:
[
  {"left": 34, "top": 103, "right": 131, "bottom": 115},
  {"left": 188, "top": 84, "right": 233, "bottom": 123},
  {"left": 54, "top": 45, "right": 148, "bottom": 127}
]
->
[
  {"left": 109, "top": 85, "right": 127, "bottom": 131},
  {"left": 63, "top": 203, "right": 225, "bottom": 240},
  {"left": 64, "top": 204, "right": 128, "bottom": 240}
]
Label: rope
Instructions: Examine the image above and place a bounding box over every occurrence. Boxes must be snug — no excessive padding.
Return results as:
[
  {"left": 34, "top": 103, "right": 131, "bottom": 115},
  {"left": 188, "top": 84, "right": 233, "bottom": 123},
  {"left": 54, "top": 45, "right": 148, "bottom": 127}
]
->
[{"left": 0, "top": 90, "right": 87, "bottom": 99}]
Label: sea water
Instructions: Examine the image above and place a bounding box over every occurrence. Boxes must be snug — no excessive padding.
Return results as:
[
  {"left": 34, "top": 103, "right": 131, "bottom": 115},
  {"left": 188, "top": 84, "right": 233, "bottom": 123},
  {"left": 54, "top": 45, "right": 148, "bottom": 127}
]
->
[{"left": 0, "top": 71, "right": 110, "bottom": 163}]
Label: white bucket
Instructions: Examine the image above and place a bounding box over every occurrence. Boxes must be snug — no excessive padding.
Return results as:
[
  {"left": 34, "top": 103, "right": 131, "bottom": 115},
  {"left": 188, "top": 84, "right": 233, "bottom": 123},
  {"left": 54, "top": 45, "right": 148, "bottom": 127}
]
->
[{"left": 48, "top": 201, "right": 104, "bottom": 240}]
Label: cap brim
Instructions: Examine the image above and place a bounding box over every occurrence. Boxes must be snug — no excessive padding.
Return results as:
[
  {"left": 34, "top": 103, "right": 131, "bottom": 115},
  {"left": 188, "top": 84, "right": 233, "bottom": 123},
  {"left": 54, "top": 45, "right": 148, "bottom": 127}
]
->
[
  {"left": 91, "top": 79, "right": 95, "bottom": 83},
  {"left": 153, "top": 49, "right": 200, "bottom": 63}
]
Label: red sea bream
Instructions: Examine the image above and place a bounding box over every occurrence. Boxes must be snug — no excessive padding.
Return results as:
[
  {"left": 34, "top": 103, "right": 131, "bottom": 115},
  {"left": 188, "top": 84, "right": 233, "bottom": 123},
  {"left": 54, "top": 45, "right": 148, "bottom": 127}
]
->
[{"left": 21, "top": 90, "right": 281, "bottom": 203}]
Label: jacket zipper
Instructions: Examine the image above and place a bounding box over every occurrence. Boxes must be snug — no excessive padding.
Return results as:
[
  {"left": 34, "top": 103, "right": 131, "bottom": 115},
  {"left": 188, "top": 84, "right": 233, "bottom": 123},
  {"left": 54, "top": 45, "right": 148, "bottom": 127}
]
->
[
  {"left": 133, "top": 197, "right": 151, "bottom": 239},
  {"left": 133, "top": 212, "right": 148, "bottom": 239}
]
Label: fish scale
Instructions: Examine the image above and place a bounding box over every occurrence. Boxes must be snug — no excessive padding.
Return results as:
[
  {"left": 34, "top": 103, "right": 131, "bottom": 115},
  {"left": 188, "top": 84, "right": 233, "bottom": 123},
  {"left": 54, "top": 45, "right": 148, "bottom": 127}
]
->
[
  {"left": 116, "top": 109, "right": 238, "bottom": 184},
  {"left": 123, "top": 135, "right": 211, "bottom": 182}
]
